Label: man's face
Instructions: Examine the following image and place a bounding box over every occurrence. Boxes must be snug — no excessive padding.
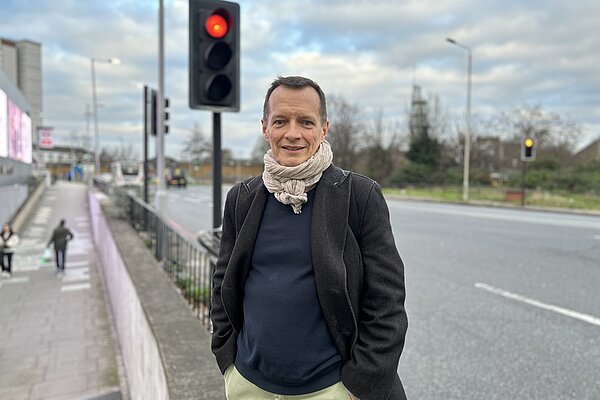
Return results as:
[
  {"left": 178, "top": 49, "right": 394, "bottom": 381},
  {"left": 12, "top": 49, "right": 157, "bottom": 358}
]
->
[{"left": 262, "top": 86, "right": 329, "bottom": 167}]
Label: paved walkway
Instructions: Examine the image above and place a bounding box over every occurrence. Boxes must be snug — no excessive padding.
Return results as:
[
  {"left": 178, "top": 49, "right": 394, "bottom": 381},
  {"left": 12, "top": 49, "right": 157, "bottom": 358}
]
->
[{"left": 0, "top": 182, "right": 125, "bottom": 400}]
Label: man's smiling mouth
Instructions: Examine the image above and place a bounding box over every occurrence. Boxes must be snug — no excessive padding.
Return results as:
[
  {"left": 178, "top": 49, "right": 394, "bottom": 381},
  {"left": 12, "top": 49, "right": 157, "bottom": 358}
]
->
[{"left": 282, "top": 145, "right": 305, "bottom": 151}]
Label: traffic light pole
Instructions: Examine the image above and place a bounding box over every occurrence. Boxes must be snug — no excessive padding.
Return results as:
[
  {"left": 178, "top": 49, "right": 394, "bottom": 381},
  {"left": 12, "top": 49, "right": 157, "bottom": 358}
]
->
[
  {"left": 143, "top": 86, "right": 149, "bottom": 204},
  {"left": 155, "top": 0, "right": 166, "bottom": 211},
  {"left": 213, "top": 112, "right": 222, "bottom": 229},
  {"left": 521, "top": 161, "right": 527, "bottom": 207}
]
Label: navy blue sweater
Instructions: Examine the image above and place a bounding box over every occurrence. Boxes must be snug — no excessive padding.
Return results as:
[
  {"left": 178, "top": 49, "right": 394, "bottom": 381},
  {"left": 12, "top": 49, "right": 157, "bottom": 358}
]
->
[{"left": 235, "top": 190, "right": 342, "bottom": 395}]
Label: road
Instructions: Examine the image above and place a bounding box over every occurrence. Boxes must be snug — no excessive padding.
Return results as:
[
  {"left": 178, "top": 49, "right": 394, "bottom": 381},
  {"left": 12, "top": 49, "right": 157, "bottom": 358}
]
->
[
  {"left": 162, "top": 185, "right": 600, "bottom": 399},
  {"left": 157, "top": 184, "right": 231, "bottom": 237}
]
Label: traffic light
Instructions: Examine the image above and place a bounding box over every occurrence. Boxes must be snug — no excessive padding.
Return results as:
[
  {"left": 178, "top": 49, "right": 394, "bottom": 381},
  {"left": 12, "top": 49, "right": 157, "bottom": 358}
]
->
[
  {"left": 189, "top": 0, "right": 240, "bottom": 112},
  {"left": 150, "top": 89, "right": 169, "bottom": 135},
  {"left": 164, "top": 98, "right": 170, "bottom": 134},
  {"left": 150, "top": 89, "right": 157, "bottom": 136},
  {"left": 521, "top": 136, "right": 536, "bottom": 161}
]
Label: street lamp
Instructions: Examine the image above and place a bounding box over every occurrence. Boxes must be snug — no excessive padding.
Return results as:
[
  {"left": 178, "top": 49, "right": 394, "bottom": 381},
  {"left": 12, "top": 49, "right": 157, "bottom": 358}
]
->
[
  {"left": 91, "top": 57, "right": 121, "bottom": 175},
  {"left": 446, "top": 38, "right": 472, "bottom": 201}
]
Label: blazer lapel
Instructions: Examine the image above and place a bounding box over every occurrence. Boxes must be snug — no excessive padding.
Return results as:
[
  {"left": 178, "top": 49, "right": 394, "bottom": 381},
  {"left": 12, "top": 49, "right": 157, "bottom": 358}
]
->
[
  {"left": 311, "top": 166, "right": 356, "bottom": 351},
  {"left": 222, "top": 179, "right": 268, "bottom": 332}
]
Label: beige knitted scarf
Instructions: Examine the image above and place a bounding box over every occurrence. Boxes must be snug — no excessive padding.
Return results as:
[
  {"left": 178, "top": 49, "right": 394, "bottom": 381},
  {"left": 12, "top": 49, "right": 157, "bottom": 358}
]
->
[{"left": 262, "top": 141, "right": 333, "bottom": 214}]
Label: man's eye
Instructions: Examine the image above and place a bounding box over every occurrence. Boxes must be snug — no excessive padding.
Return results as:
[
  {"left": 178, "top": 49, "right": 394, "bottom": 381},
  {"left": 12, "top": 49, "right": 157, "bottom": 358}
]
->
[
  {"left": 273, "top": 120, "right": 285, "bottom": 126},
  {"left": 302, "top": 120, "right": 314, "bottom": 126}
]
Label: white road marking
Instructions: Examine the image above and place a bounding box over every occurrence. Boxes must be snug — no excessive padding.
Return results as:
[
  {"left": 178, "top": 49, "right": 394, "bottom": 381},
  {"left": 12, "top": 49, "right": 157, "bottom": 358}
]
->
[
  {"left": 60, "top": 283, "right": 91, "bottom": 292},
  {"left": 593, "top": 235, "right": 600, "bottom": 240},
  {"left": 67, "top": 260, "right": 89, "bottom": 268},
  {"left": 392, "top": 203, "right": 600, "bottom": 230},
  {"left": 68, "top": 248, "right": 90, "bottom": 256},
  {"left": 1, "top": 276, "right": 29, "bottom": 284},
  {"left": 62, "top": 268, "right": 89, "bottom": 283},
  {"left": 475, "top": 282, "right": 600, "bottom": 327},
  {"left": 14, "top": 265, "right": 39, "bottom": 272}
]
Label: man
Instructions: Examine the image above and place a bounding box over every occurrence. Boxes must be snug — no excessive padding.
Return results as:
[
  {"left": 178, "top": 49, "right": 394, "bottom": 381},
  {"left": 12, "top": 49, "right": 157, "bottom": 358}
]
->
[
  {"left": 47, "top": 219, "right": 74, "bottom": 274},
  {"left": 211, "top": 76, "right": 407, "bottom": 400},
  {"left": 0, "top": 223, "right": 19, "bottom": 278}
]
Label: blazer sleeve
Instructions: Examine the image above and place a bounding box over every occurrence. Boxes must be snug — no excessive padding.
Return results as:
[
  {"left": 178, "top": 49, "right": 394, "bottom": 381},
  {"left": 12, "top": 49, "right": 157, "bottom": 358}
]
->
[
  {"left": 210, "top": 183, "right": 240, "bottom": 374},
  {"left": 341, "top": 181, "right": 408, "bottom": 400}
]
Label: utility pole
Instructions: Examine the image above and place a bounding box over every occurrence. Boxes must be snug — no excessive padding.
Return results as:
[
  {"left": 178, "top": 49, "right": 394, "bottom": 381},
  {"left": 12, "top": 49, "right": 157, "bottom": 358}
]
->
[{"left": 156, "top": 0, "right": 166, "bottom": 209}]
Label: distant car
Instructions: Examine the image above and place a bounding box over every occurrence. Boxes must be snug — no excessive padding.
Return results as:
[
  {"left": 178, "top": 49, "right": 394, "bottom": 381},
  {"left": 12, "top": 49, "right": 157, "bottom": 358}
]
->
[
  {"left": 111, "top": 160, "right": 144, "bottom": 187},
  {"left": 167, "top": 168, "right": 187, "bottom": 188}
]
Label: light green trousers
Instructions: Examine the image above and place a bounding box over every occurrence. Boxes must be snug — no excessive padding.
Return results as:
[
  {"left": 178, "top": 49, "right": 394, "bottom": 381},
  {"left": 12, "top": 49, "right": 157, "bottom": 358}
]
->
[{"left": 224, "top": 365, "right": 351, "bottom": 400}]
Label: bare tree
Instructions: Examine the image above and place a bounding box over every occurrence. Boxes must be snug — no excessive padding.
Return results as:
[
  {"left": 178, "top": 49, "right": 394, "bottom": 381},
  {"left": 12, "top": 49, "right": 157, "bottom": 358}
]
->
[
  {"left": 327, "top": 95, "right": 363, "bottom": 170},
  {"left": 361, "top": 108, "right": 402, "bottom": 184},
  {"left": 494, "top": 104, "right": 582, "bottom": 163},
  {"left": 250, "top": 136, "right": 270, "bottom": 163},
  {"left": 181, "top": 123, "right": 211, "bottom": 163}
]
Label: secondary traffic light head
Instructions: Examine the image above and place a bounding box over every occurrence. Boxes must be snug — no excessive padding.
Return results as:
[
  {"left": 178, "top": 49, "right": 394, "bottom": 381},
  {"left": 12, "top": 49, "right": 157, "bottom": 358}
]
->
[
  {"left": 521, "top": 136, "right": 536, "bottom": 161},
  {"left": 189, "top": 0, "right": 240, "bottom": 112},
  {"left": 150, "top": 90, "right": 169, "bottom": 135}
]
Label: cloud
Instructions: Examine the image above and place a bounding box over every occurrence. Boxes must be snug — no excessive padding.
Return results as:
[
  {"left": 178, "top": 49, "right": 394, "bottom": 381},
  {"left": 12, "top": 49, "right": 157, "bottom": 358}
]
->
[{"left": 1, "top": 0, "right": 599, "bottom": 159}]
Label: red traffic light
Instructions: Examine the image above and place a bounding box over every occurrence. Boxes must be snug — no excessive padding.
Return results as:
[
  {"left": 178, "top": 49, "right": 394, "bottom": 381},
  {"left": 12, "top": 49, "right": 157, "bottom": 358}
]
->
[{"left": 205, "top": 14, "right": 228, "bottom": 38}]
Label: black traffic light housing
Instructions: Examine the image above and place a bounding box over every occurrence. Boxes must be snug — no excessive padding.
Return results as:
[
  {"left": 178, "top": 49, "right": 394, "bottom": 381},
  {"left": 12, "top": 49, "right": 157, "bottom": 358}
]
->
[
  {"left": 164, "top": 97, "right": 170, "bottom": 134},
  {"left": 189, "top": 0, "right": 240, "bottom": 112},
  {"left": 150, "top": 89, "right": 170, "bottom": 136},
  {"left": 521, "top": 137, "right": 536, "bottom": 161}
]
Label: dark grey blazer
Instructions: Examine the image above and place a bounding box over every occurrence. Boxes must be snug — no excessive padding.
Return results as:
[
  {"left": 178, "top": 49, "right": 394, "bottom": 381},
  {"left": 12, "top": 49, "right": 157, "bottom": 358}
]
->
[{"left": 211, "top": 164, "right": 408, "bottom": 400}]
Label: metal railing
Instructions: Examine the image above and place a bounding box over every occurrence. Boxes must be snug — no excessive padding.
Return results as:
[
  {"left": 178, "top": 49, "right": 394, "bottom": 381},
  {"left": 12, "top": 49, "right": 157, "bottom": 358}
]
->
[{"left": 127, "top": 192, "right": 215, "bottom": 331}]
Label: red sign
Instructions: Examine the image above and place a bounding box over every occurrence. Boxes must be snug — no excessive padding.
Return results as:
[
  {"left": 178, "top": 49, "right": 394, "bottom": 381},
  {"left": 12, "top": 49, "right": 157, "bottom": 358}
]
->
[{"left": 38, "top": 127, "right": 54, "bottom": 149}]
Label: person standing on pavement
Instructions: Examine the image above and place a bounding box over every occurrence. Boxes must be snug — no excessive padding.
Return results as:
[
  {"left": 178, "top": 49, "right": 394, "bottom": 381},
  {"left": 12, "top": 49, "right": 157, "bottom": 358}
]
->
[
  {"left": 0, "top": 223, "right": 19, "bottom": 278},
  {"left": 47, "top": 219, "right": 74, "bottom": 274},
  {"left": 211, "top": 76, "right": 408, "bottom": 400}
]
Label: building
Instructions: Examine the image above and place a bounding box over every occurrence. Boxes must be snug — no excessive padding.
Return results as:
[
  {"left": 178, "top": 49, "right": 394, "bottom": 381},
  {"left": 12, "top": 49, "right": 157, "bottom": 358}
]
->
[
  {"left": 0, "top": 38, "right": 43, "bottom": 144},
  {"left": 37, "top": 145, "right": 94, "bottom": 179},
  {"left": 573, "top": 137, "right": 600, "bottom": 164},
  {"left": 0, "top": 65, "right": 34, "bottom": 225},
  {"left": 0, "top": 66, "right": 33, "bottom": 186}
]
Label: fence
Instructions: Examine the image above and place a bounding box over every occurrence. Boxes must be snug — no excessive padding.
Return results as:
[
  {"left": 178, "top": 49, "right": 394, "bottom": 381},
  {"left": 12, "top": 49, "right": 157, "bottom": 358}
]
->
[{"left": 126, "top": 191, "right": 216, "bottom": 331}]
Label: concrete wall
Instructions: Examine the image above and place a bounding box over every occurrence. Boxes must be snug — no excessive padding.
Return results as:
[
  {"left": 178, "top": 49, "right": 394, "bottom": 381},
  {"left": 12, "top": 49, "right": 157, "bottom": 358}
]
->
[
  {"left": 0, "top": 183, "right": 27, "bottom": 226},
  {"left": 0, "top": 158, "right": 33, "bottom": 186},
  {"left": 88, "top": 189, "right": 224, "bottom": 400}
]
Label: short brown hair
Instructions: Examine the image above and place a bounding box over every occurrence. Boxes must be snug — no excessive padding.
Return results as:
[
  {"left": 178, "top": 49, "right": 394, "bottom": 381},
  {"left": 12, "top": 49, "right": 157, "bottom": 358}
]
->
[{"left": 262, "top": 76, "right": 327, "bottom": 123}]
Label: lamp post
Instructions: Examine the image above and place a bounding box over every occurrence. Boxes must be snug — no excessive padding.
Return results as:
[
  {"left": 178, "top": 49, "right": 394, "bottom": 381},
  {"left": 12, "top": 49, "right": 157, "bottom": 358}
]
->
[
  {"left": 446, "top": 38, "right": 472, "bottom": 201},
  {"left": 91, "top": 57, "right": 121, "bottom": 175}
]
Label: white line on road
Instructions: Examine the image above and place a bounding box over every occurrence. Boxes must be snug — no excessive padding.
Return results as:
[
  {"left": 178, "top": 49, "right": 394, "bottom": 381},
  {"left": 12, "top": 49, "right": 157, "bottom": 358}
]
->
[
  {"left": 67, "top": 260, "right": 89, "bottom": 268},
  {"left": 14, "top": 265, "right": 39, "bottom": 272},
  {"left": 60, "top": 283, "right": 91, "bottom": 292},
  {"left": 392, "top": 202, "right": 600, "bottom": 230},
  {"left": 62, "top": 267, "right": 89, "bottom": 283},
  {"left": 475, "top": 282, "right": 600, "bottom": 327},
  {"left": 593, "top": 235, "right": 600, "bottom": 240},
  {"left": 1, "top": 276, "right": 29, "bottom": 284}
]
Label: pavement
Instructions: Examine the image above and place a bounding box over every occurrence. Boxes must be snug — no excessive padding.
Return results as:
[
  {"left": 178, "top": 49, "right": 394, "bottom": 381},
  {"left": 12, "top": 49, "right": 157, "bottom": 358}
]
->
[{"left": 0, "top": 182, "right": 126, "bottom": 400}]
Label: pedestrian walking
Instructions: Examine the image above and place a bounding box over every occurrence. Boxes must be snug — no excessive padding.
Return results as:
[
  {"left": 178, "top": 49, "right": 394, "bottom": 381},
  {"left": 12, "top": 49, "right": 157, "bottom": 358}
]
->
[
  {"left": 211, "top": 76, "right": 408, "bottom": 400},
  {"left": 0, "top": 223, "right": 19, "bottom": 278},
  {"left": 47, "top": 219, "right": 74, "bottom": 274}
]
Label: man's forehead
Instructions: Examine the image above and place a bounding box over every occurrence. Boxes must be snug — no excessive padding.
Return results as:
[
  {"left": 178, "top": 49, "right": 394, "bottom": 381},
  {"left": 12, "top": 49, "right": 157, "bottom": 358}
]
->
[{"left": 269, "top": 86, "right": 320, "bottom": 108}]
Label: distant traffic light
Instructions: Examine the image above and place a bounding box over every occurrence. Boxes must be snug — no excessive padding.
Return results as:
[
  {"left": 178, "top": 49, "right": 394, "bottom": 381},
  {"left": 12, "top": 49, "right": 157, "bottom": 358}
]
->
[
  {"left": 521, "top": 136, "right": 536, "bottom": 161},
  {"left": 150, "top": 89, "right": 157, "bottom": 136},
  {"left": 189, "top": 0, "right": 240, "bottom": 112},
  {"left": 150, "top": 89, "right": 169, "bottom": 135},
  {"left": 164, "top": 98, "right": 170, "bottom": 134}
]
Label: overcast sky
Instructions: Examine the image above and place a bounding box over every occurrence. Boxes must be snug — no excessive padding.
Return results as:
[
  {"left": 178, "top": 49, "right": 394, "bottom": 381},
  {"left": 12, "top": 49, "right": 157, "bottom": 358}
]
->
[{"left": 1, "top": 0, "right": 599, "bottom": 159}]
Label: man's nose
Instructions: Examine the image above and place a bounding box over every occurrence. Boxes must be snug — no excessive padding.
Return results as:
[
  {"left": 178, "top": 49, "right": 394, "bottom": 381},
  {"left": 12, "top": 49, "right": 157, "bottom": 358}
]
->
[{"left": 284, "top": 122, "right": 302, "bottom": 140}]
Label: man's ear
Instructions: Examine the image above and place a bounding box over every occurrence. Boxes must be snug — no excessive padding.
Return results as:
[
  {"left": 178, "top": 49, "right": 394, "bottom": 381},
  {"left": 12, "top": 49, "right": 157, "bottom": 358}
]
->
[
  {"left": 261, "top": 119, "right": 269, "bottom": 141},
  {"left": 321, "top": 120, "right": 329, "bottom": 142}
]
